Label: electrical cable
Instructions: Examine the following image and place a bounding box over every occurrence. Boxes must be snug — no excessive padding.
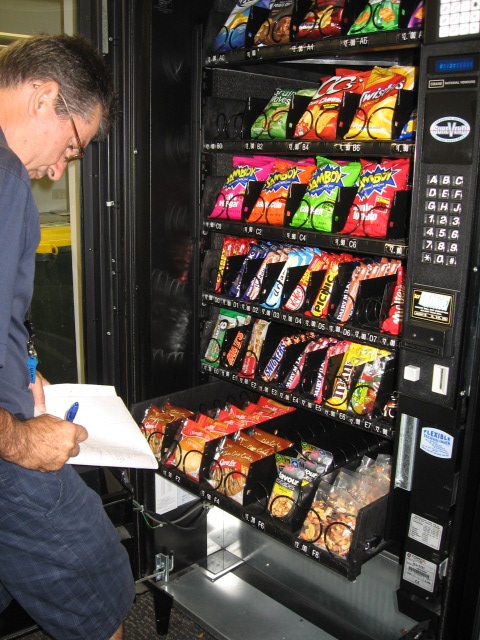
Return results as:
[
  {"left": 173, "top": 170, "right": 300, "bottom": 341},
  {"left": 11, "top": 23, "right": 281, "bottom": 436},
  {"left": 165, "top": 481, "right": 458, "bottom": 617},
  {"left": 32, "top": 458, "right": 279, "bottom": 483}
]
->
[{"left": 133, "top": 498, "right": 211, "bottom": 531}]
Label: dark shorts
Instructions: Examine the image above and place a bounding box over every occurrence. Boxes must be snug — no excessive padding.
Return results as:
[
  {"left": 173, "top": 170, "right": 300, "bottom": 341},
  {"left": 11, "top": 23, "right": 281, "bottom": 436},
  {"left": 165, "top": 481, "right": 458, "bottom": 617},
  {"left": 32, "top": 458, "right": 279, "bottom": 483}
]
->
[{"left": 0, "top": 460, "right": 135, "bottom": 640}]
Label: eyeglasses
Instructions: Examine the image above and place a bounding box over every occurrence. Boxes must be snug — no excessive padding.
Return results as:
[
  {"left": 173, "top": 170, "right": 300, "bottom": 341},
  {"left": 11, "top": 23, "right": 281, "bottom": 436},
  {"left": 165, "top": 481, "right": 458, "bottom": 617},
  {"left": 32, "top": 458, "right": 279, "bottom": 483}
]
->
[{"left": 58, "top": 93, "right": 85, "bottom": 163}]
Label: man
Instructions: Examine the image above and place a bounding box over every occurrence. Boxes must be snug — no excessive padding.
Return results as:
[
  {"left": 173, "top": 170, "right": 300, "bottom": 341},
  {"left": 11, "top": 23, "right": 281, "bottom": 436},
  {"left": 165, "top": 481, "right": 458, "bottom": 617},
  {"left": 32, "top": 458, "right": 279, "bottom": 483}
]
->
[{"left": 0, "top": 34, "right": 135, "bottom": 639}]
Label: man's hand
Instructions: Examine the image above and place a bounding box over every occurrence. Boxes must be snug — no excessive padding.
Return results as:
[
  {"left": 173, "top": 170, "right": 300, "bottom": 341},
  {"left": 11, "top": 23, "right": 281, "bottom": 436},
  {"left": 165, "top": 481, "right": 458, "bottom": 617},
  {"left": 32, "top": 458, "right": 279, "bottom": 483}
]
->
[{"left": 0, "top": 410, "right": 88, "bottom": 472}]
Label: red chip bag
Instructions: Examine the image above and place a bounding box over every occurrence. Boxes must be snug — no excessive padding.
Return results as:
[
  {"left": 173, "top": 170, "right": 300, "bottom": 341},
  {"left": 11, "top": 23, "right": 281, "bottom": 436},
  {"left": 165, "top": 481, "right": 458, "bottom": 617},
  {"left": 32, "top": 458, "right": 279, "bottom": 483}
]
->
[
  {"left": 381, "top": 266, "right": 405, "bottom": 335},
  {"left": 294, "top": 71, "right": 369, "bottom": 141},
  {"left": 340, "top": 158, "right": 410, "bottom": 238}
]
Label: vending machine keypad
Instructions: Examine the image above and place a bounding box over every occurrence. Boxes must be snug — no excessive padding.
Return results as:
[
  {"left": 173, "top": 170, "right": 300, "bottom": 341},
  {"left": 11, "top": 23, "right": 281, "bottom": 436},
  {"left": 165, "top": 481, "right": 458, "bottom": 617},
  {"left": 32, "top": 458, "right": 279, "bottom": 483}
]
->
[{"left": 421, "top": 174, "right": 464, "bottom": 266}]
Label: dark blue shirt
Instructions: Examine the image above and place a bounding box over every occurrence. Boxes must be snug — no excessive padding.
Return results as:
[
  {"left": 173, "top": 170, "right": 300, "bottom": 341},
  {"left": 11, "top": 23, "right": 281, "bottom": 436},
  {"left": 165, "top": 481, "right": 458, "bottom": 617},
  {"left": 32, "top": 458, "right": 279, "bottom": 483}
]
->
[{"left": 0, "top": 128, "right": 40, "bottom": 419}]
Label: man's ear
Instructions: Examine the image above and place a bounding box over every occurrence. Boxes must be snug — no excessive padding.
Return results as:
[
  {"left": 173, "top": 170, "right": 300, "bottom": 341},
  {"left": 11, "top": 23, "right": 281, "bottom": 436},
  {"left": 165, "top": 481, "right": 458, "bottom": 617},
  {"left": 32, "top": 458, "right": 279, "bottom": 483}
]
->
[{"left": 29, "top": 81, "right": 60, "bottom": 117}]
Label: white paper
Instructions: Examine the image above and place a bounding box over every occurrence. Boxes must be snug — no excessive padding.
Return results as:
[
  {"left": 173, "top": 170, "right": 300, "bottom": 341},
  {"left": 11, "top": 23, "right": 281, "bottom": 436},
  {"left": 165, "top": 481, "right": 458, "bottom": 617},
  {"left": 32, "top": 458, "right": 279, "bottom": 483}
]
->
[{"left": 44, "top": 384, "right": 158, "bottom": 469}]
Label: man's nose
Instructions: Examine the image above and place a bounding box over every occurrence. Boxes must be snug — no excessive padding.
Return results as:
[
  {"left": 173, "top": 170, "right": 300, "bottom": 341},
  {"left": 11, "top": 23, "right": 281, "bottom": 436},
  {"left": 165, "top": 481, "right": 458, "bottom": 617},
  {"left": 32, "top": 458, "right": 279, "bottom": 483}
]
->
[{"left": 48, "top": 160, "right": 67, "bottom": 181}]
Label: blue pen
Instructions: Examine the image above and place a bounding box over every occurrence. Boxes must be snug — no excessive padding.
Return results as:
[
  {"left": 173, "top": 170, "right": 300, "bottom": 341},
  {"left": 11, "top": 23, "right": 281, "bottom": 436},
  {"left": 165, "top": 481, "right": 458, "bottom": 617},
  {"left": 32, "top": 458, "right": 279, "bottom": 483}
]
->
[{"left": 65, "top": 402, "right": 79, "bottom": 422}]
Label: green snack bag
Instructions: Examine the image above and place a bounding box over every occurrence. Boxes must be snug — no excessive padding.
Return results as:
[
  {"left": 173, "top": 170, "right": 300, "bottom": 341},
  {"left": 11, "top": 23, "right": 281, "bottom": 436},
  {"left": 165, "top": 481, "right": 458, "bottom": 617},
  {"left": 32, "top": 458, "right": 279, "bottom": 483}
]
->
[
  {"left": 202, "top": 309, "right": 249, "bottom": 367},
  {"left": 251, "top": 88, "right": 315, "bottom": 140},
  {"left": 290, "top": 157, "right": 361, "bottom": 232},
  {"left": 348, "top": 0, "right": 400, "bottom": 35}
]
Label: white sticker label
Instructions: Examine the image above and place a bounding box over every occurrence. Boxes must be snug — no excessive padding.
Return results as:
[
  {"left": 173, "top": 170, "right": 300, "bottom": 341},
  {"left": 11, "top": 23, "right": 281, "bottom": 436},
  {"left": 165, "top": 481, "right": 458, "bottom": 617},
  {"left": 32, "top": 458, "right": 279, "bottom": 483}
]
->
[
  {"left": 403, "top": 552, "right": 436, "bottom": 593},
  {"left": 408, "top": 513, "right": 443, "bottom": 550},
  {"left": 420, "top": 427, "right": 453, "bottom": 459},
  {"left": 155, "top": 474, "right": 196, "bottom": 515}
]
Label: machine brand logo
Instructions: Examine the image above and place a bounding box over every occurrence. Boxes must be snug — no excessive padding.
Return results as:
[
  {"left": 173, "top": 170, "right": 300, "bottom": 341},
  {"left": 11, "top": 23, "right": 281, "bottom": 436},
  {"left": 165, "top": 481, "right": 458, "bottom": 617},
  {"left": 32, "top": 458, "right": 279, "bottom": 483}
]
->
[
  {"left": 430, "top": 116, "right": 470, "bottom": 143},
  {"left": 420, "top": 427, "right": 453, "bottom": 459}
]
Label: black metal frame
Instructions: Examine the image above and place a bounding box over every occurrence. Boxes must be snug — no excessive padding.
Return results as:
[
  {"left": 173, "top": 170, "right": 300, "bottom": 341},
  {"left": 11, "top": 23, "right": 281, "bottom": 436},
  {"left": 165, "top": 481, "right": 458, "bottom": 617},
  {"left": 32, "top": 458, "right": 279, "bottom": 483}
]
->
[{"left": 77, "top": 0, "right": 152, "bottom": 407}]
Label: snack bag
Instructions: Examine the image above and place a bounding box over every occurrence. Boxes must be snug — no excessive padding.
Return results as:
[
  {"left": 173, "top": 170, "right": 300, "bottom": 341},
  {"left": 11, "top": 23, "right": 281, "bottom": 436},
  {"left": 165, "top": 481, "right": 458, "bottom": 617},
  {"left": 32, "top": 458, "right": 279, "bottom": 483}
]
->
[
  {"left": 214, "top": 0, "right": 271, "bottom": 52},
  {"left": 232, "top": 431, "right": 275, "bottom": 457},
  {"left": 209, "top": 156, "right": 276, "bottom": 221},
  {"left": 228, "top": 241, "right": 270, "bottom": 298},
  {"left": 408, "top": 0, "right": 424, "bottom": 27},
  {"left": 300, "top": 480, "right": 360, "bottom": 555},
  {"left": 295, "top": 0, "right": 347, "bottom": 40},
  {"left": 349, "top": 351, "right": 393, "bottom": 418},
  {"left": 165, "top": 418, "right": 219, "bottom": 480},
  {"left": 251, "top": 88, "right": 315, "bottom": 139},
  {"left": 202, "top": 309, "right": 250, "bottom": 367},
  {"left": 290, "top": 157, "right": 361, "bottom": 231},
  {"left": 307, "top": 252, "right": 354, "bottom": 317},
  {"left": 340, "top": 158, "right": 410, "bottom": 238},
  {"left": 348, "top": 0, "right": 400, "bottom": 35},
  {"left": 215, "top": 236, "right": 252, "bottom": 293},
  {"left": 344, "top": 66, "right": 414, "bottom": 141},
  {"left": 281, "top": 336, "right": 333, "bottom": 390},
  {"left": 398, "top": 109, "right": 417, "bottom": 141},
  {"left": 254, "top": 0, "right": 295, "bottom": 45},
  {"left": 209, "top": 439, "right": 262, "bottom": 501},
  {"left": 241, "top": 245, "right": 290, "bottom": 300},
  {"left": 247, "top": 159, "right": 316, "bottom": 226},
  {"left": 282, "top": 250, "right": 326, "bottom": 312},
  {"left": 294, "top": 71, "right": 369, "bottom": 140},
  {"left": 310, "top": 339, "right": 350, "bottom": 404},
  {"left": 381, "top": 265, "right": 405, "bottom": 335},
  {"left": 141, "top": 402, "right": 194, "bottom": 458},
  {"left": 268, "top": 460, "right": 308, "bottom": 520},
  {"left": 263, "top": 246, "right": 315, "bottom": 309},
  {"left": 239, "top": 319, "right": 270, "bottom": 377},
  {"left": 324, "top": 342, "right": 381, "bottom": 411},
  {"left": 261, "top": 331, "right": 312, "bottom": 382}
]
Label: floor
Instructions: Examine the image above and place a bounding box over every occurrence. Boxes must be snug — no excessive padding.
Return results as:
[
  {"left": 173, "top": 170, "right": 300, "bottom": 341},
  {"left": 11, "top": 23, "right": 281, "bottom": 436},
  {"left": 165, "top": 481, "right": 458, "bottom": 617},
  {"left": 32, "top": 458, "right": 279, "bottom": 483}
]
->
[{"left": 25, "top": 588, "right": 217, "bottom": 640}]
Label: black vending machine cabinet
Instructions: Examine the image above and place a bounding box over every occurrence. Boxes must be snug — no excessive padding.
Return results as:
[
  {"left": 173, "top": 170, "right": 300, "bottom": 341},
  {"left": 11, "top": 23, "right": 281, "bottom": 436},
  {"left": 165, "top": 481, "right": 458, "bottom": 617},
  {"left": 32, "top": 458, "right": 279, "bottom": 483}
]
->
[
  {"left": 72, "top": 1, "right": 480, "bottom": 640},
  {"left": 394, "top": 36, "right": 480, "bottom": 637}
]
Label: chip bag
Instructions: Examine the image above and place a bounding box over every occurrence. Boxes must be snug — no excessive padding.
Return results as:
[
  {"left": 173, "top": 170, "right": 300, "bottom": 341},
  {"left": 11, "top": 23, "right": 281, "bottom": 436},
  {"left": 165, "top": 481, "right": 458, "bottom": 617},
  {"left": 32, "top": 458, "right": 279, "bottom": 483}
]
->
[
  {"left": 340, "top": 158, "right": 410, "bottom": 238},
  {"left": 254, "top": 0, "right": 295, "bottom": 45},
  {"left": 294, "top": 71, "right": 369, "bottom": 141},
  {"left": 295, "top": 0, "right": 347, "bottom": 40},
  {"left": 348, "top": 0, "right": 400, "bottom": 34},
  {"left": 214, "top": 0, "right": 271, "bottom": 52},
  {"left": 344, "top": 66, "right": 415, "bottom": 141},
  {"left": 252, "top": 88, "right": 315, "bottom": 140},
  {"left": 290, "top": 157, "right": 361, "bottom": 231},
  {"left": 408, "top": 0, "right": 424, "bottom": 27},
  {"left": 247, "top": 158, "right": 316, "bottom": 226},
  {"left": 209, "top": 156, "right": 276, "bottom": 221}
]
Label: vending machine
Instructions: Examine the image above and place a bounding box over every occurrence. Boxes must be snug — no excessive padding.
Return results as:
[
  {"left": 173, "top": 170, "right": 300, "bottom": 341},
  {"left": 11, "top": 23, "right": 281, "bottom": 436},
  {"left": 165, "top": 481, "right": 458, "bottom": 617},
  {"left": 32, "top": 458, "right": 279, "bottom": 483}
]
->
[{"left": 73, "top": 1, "right": 480, "bottom": 639}]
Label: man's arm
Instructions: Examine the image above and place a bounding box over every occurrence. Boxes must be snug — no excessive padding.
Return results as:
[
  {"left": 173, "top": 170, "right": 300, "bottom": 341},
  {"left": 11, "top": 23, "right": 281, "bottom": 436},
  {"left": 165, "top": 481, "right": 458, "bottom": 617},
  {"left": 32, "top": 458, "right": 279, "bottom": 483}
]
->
[{"left": 0, "top": 408, "right": 88, "bottom": 472}]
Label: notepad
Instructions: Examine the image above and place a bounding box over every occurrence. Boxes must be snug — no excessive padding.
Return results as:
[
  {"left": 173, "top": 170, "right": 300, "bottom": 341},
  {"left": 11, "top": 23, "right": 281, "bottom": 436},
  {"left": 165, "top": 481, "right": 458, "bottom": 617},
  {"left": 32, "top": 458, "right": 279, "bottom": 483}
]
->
[{"left": 43, "top": 384, "right": 158, "bottom": 469}]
